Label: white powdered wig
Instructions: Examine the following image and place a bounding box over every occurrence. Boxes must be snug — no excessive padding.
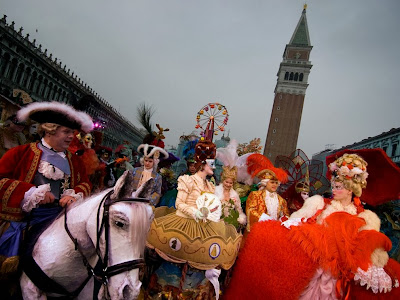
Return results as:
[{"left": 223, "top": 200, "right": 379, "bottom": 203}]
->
[{"left": 17, "top": 101, "right": 93, "bottom": 132}]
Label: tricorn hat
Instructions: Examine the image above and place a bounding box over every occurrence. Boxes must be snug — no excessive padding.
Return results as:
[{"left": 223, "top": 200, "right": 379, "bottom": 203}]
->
[
  {"left": 17, "top": 101, "right": 93, "bottom": 132},
  {"left": 137, "top": 144, "right": 169, "bottom": 160},
  {"left": 247, "top": 153, "right": 288, "bottom": 183}
]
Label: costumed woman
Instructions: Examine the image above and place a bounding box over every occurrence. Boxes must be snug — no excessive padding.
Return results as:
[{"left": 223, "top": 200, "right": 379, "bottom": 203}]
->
[
  {"left": 145, "top": 138, "right": 242, "bottom": 299},
  {"left": 215, "top": 140, "right": 246, "bottom": 231},
  {"left": 0, "top": 102, "right": 92, "bottom": 295},
  {"left": 245, "top": 153, "right": 290, "bottom": 232},
  {"left": 224, "top": 149, "right": 400, "bottom": 300}
]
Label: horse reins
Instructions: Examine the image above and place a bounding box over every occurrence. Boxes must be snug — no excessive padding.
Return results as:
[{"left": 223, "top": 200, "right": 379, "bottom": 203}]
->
[{"left": 61, "top": 190, "right": 151, "bottom": 298}]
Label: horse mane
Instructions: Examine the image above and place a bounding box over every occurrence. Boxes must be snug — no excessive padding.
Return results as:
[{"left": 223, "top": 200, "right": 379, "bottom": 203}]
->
[
  {"left": 69, "top": 187, "right": 152, "bottom": 256},
  {"left": 130, "top": 202, "right": 153, "bottom": 256}
]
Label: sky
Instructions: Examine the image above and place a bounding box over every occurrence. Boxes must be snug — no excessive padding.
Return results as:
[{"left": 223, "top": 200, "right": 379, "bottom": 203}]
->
[{"left": 2, "top": 0, "right": 400, "bottom": 158}]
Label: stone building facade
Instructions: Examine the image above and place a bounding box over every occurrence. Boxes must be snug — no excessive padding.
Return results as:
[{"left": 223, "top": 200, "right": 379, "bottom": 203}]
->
[{"left": 0, "top": 15, "right": 144, "bottom": 149}]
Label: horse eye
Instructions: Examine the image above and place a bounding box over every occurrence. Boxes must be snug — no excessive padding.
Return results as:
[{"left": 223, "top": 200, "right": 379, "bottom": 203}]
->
[{"left": 115, "top": 221, "right": 125, "bottom": 228}]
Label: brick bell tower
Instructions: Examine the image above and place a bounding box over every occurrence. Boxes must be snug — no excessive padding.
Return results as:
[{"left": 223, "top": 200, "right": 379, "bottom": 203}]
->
[{"left": 263, "top": 5, "right": 313, "bottom": 162}]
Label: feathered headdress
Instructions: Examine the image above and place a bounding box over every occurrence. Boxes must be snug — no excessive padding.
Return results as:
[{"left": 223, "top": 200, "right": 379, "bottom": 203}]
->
[
  {"left": 326, "top": 148, "right": 400, "bottom": 206},
  {"left": 136, "top": 103, "right": 169, "bottom": 161},
  {"left": 247, "top": 153, "right": 288, "bottom": 183},
  {"left": 216, "top": 140, "right": 239, "bottom": 181}
]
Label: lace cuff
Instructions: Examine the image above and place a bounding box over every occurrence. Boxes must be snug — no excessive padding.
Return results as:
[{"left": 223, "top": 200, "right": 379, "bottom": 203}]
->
[
  {"left": 22, "top": 184, "right": 51, "bottom": 212},
  {"left": 61, "top": 189, "right": 83, "bottom": 202},
  {"left": 354, "top": 266, "right": 394, "bottom": 293}
]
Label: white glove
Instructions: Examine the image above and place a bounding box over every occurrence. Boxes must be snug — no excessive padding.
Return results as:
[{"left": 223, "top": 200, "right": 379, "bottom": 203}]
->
[
  {"left": 259, "top": 213, "right": 273, "bottom": 222},
  {"left": 194, "top": 209, "right": 204, "bottom": 221},
  {"left": 281, "top": 218, "right": 303, "bottom": 229}
]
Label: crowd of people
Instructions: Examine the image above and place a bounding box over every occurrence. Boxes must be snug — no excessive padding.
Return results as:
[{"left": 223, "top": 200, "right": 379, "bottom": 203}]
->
[{"left": 0, "top": 100, "right": 400, "bottom": 299}]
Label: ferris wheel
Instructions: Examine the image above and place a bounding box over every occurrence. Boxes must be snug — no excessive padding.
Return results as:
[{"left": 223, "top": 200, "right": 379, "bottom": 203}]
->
[{"left": 195, "top": 103, "right": 229, "bottom": 140}]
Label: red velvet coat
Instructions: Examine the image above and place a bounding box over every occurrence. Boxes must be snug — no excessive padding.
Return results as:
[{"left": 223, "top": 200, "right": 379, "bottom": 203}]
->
[{"left": 0, "top": 143, "right": 91, "bottom": 221}]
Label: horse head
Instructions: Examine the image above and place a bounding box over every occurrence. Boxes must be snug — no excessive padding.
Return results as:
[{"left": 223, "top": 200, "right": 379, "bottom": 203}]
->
[{"left": 93, "top": 171, "right": 153, "bottom": 299}]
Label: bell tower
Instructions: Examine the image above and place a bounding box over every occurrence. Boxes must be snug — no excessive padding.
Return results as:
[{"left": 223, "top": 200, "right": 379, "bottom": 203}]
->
[{"left": 263, "top": 5, "right": 313, "bottom": 162}]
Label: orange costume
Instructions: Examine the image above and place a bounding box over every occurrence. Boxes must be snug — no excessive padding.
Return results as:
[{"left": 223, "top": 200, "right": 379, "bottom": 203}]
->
[
  {"left": 244, "top": 153, "right": 289, "bottom": 232},
  {"left": 246, "top": 190, "right": 289, "bottom": 231}
]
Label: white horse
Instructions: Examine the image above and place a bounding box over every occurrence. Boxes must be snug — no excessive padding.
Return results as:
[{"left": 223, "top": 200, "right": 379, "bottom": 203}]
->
[{"left": 20, "top": 171, "right": 154, "bottom": 299}]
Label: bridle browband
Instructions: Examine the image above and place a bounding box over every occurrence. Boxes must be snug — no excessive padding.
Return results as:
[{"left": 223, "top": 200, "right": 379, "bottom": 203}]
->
[{"left": 60, "top": 190, "right": 151, "bottom": 298}]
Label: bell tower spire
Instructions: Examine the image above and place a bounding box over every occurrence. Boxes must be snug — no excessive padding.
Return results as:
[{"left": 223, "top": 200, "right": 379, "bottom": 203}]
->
[{"left": 263, "top": 6, "right": 313, "bottom": 162}]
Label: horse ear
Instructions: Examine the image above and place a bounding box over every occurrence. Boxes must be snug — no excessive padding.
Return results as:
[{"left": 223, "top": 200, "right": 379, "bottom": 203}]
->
[
  {"left": 111, "top": 170, "right": 135, "bottom": 200},
  {"left": 137, "top": 178, "right": 154, "bottom": 199}
]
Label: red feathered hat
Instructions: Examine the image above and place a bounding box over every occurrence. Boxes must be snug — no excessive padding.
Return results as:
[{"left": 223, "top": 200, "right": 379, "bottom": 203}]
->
[
  {"left": 326, "top": 148, "right": 400, "bottom": 206},
  {"left": 247, "top": 153, "right": 288, "bottom": 184}
]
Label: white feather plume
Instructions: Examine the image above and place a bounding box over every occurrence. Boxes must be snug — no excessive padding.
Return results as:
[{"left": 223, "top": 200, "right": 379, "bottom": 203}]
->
[
  {"left": 216, "top": 140, "right": 254, "bottom": 185},
  {"left": 236, "top": 152, "right": 254, "bottom": 185},
  {"left": 216, "top": 139, "right": 239, "bottom": 168}
]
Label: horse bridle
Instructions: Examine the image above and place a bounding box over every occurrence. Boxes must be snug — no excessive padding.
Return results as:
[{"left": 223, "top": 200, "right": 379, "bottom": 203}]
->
[{"left": 63, "top": 190, "right": 151, "bottom": 298}]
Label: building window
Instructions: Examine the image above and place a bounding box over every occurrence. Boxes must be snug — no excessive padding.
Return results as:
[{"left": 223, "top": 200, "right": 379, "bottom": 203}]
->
[
  {"left": 299, "top": 73, "right": 304, "bottom": 81},
  {"left": 279, "top": 94, "right": 282, "bottom": 99},
  {"left": 271, "top": 141, "right": 274, "bottom": 145},
  {"left": 383, "top": 146, "right": 388, "bottom": 153},
  {"left": 273, "top": 129, "right": 276, "bottom": 133},
  {"left": 392, "top": 144, "right": 398, "bottom": 157},
  {"left": 289, "top": 72, "right": 294, "bottom": 81},
  {"left": 284, "top": 72, "right": 289, "bottom": 80},
  {"left": 274, "top": 118, "right": 278, "bottom": 122},
  {"left": 294, "top": 73, "right": 299, "bottom": 81},
  {"left": 277, "top": 106, "right": 280, "bottom": 110}
]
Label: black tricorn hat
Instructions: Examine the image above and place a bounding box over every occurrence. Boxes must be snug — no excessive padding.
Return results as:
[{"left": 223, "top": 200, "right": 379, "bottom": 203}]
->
[{"left": 17, "top": 101, "right": 93, "bottom": 132}]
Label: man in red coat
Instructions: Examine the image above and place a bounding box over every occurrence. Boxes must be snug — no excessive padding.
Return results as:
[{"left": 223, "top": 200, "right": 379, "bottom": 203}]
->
[{"left": 0, "top": 101, "right": 93, "bottom": 278}]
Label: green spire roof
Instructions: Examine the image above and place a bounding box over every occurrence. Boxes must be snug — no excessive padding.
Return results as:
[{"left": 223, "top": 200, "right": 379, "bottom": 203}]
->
[{"left": 289, "top": 8, "right": 311, "bottom": 47}]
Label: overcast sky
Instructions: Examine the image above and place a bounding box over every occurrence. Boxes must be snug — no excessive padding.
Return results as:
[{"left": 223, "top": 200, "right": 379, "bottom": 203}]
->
[{"left": 2, "top": 0, "right": 400, "bottom": 158}]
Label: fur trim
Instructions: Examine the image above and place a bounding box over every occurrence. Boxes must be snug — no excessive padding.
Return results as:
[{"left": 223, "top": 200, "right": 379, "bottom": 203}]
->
[
  {"left": 358, "top": 209, "right": 381, "bottom": 232},
  {"left": 318, "top": 200, "right": 357, "bottom": 223},
  {"left": 17, "top": 101, "right": 93, "bottom": 132},
  {"left": 371, "top": 248, "right": 389, "bottom": 268},
  {"left": 290, "top": 195, "right": 325, "bottom": 220}
]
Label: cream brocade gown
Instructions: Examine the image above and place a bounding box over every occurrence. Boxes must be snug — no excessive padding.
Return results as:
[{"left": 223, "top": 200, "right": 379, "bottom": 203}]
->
[{"left": 146, "top": 174, "right": 242, "bottom": 270}]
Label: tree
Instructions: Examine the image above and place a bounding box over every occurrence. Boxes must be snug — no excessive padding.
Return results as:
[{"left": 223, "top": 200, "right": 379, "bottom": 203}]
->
[{"left": 237, "top": 138, "right": 262, "bottom": 156}]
